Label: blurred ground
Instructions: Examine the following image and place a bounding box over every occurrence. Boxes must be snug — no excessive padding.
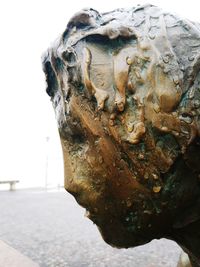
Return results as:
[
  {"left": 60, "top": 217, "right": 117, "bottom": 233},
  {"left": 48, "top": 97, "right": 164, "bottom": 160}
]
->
[{"left": 0, "top": 189, "right": 181, "bottom": 267}]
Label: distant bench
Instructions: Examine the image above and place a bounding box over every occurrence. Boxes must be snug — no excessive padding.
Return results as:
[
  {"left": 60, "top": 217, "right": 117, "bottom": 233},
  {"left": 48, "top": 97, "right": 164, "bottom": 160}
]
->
[{"left": 0, "top": 180, "right": 19, "bottom": 191}]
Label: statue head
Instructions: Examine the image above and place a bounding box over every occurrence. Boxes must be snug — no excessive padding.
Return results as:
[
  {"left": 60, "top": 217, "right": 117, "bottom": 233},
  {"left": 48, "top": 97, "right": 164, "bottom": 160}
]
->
[{"left": 42, "top": 4, "right": 200, "bottom": 251}]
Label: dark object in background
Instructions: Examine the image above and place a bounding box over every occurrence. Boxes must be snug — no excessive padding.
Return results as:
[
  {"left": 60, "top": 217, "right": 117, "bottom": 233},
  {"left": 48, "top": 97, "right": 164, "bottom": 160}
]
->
[{"left": 42, "top": 4, "right": 200, "bottom": 267}]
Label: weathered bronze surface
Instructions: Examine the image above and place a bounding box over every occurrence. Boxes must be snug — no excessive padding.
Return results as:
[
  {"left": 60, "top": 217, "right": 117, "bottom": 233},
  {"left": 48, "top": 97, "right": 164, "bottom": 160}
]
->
[{"left": 42, "top": 4, "right": 200, "bottom": 266}]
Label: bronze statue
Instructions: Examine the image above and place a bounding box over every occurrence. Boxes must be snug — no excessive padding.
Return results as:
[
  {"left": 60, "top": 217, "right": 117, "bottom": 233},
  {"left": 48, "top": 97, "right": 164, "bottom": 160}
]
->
[{"left": 42, "top": 4, "right": 200, "bottom": 266}]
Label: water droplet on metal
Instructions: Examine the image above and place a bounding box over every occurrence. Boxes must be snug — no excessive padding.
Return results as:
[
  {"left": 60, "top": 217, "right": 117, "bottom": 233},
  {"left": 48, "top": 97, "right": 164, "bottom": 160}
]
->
[
  {"left": 135, "top": 69, "right": 141, "bottom": 79},
  {"left": 153, "top": 104, "right": 160, "bottom": 113},
  {"left": 163, "top": 55, "right": 169, "bottom": 63},
  {"left": 117, "top": 102, "right": 125, "bottom": 112},
  {"left": 149, "top": 34, "right": 155, "bottom": 40},
  {"left": 144, "top": 210, "right": 152, "bottom": 215},
  {"left": 126, "top": 199, "right": 132, "bottom": 207},
  {"left": 163, "top": 68, "right": 169, "bottom": 74},
  {"left": 173, "top": 76, "right": 179, "bottom": 85},
  {"left": 128, "top": 27, "right": 133, "bottom": 33},
  {"left": 172, "top": 130, "right": 179, "bottom": 137},
  {"left": 99, "top": 156, "right": 103, "bottom": 164},
  {"left": 127, "top": 123, "right": 134, "bottom": 133},
  {"left": 161, "top": 126, "right": 168, "bottom": 132},
  {"left": 152, "top": 173, "right": 159, "bottom": 180},
  {"left": 153, "top": 186, "right": 162, "bottom": 193},
  {"left": 126, "top": 57, "right": 132, "bottom": 65},
  {"left": 181, "top": 125, "right": 190, "bottom": 136},
  {"left": 194, "top": 99, "right": 200, "bottom": 108},
  {"left": 109, "top": 119, "right": 115, "bottom": 126},
  {"left": 179, "top": 114, "right": 193, "bottom": 124},
  {"left": 138, "top": 153, "right": 144, "bottom": 160},
  {"left": 110, "top": 113, "right": 116, "bottom": 120},
  {"left": 188, "top": 55, "right": 194, "bottom": 61}
]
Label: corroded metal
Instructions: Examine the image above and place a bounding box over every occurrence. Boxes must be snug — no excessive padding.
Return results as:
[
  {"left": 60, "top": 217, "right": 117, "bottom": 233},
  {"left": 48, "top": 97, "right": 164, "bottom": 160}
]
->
[{"left": 42, "top": 4, "right": 200, "bottom": 266}]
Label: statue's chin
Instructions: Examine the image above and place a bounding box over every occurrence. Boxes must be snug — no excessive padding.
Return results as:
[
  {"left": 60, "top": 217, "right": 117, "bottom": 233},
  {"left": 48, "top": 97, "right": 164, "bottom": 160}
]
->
[
  {"left": 64, "top": 182, "right": 140, "bottom": 248},
  {"left": 96, "top": 220, "right": 151, "bottom": 249}
]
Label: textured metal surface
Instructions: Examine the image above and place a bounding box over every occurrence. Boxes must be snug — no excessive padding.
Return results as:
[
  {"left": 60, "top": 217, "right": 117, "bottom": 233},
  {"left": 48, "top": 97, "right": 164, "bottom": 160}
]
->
[{"left": 42, "top": 4, "right": 200, "bottom": 266}]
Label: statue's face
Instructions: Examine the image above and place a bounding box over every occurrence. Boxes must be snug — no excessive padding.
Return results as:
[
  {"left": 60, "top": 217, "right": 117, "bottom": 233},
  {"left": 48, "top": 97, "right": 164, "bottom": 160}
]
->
[{"left": 43, "top": 6, "right": 200, "bottom": 248}]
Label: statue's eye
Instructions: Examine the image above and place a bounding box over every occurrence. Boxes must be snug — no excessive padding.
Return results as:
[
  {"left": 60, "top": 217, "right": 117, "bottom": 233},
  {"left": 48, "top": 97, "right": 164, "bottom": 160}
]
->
[{"left": 44, "top": 61, "right": 58, "bottom": 98}]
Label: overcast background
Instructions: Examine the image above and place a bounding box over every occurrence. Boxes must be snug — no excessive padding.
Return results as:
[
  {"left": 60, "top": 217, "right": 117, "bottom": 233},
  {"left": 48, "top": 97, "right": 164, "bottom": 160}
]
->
[{"left": 0, "top": 0, "right": 199, "bottom": 189}]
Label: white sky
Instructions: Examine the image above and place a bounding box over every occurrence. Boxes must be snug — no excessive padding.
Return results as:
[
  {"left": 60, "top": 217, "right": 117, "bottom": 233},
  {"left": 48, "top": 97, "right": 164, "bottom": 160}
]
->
[{"left": 0, "top": 0, "right": 199, "bottom": 188}]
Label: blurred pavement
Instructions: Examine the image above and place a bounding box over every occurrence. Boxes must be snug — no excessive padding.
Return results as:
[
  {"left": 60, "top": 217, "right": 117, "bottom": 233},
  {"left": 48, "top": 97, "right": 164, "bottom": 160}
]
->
[{"left": 0, "top": 189, "right": 181, "bottom": 267}]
